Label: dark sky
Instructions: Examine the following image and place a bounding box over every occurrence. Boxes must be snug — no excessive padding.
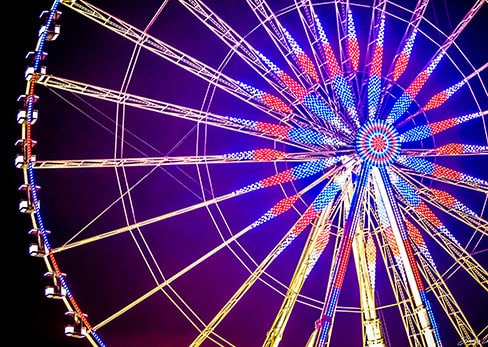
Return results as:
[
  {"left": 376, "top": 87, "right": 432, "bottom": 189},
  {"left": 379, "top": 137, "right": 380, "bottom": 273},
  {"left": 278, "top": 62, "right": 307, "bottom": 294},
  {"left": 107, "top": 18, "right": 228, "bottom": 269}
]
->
[{"left": 8, "top": 1, "right": 487, "bottom": 346}]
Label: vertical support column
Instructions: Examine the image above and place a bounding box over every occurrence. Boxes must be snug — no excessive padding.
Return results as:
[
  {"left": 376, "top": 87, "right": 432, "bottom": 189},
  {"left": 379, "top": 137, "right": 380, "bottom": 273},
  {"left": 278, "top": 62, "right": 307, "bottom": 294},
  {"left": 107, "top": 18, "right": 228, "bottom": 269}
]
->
[
  {"left": 352, "top": 230, "right": 386, "bottom": 347},
  {"left": 371, "top": 167, "right": 437, "bottom": 347},
  {"left": 263, "top": 206, "right": 331, "bottom": 347}
]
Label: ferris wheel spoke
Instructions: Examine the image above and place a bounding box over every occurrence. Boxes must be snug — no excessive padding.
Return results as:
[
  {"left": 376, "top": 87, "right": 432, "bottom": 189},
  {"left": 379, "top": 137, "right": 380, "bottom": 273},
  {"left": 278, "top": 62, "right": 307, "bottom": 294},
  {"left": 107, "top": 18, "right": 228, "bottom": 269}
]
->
[
  {"left": 411, "top": 235, "right": 484, "bottom": 344},
  {"left": 404, "top": 184, "right": 488, "bottom": 290},
  {"left": 52, "top": 156, "right": 344, "bottom": 253},
  {"left": 409, "top": 179, "right": 488, "bottom": 239},
  {"left": 363, "top": 1, "right": 387, "bottom": 121},
  {"left": 49, "top": 192, "right": 232, "bottom": 254},
  {"left": 60, "top": 0, "right": 306, "bottom": 127},
  {"left": 400, "top": 143, "right": 488, "bottom": 157},
  {"left": 179, "top": 0, "right": 324, "bottom": 130},
  {"left": 37, "top": 74, "right": 333, "bottom": 150},
  {"left": 182, "top": 1, "right": 324, "bottom": 132},
  {"left": 383, "top": 0, "right": 429, "bottom": 88},
  {"left": 245, "top": 0, "right": 319, "bottom": 88},
  {"left": 256, "top": 51, "right": 339, "bottom": 132},
  {"left": 289, "top": 2, "right": 361, "bottom": 135},
  {"left": 293, "top": 0, "right": 345, "bottom": 120},
  {"left": 228, "top": 116, "right": 349, "bottom": 149},
  {"left": 338, "top": 2, "right": 361, "bottom": 75},
  {"left": 395, "top": 155, "right": 488, "bottom": 192},
  {"left": 396, "top": 64, "right": 488, "bottom": 129},
  {"left": 262, "top": 170, "right": 352, "bottom": 347},
  {"left": 252, "top": 0, "right": 364, "bottom": 135},
  {"left": 389, "top": 171, "right": 488, "bottom": 293},
  {"left": 312, "top": 3, "right": 362, "bottom": 131},
  {"left": 192, "top": 169, "right": 349, "bottom": 346},
  {"left": 29, "top": 149, "right": 341, "bottom": 170},
  {"left": 398, "top": 110, "right": 488, "bottom": 144},
  {"left": 401, "top": 203, "right": 488, "bottom": 293},
  {"left": 95, "top": 168, "right": 339, "bottom": 333},
  {"left": 294, "top": 1, "right": 335, "bottom": 92},
  {"left": 394, "top": 176, "right": 488, "bottom": 294},
  {"left": 263, "top": 209, "right": 332, "bottom": 347},
  {"left": 394, "top": 176, "right": 488, "bottom": 241}
]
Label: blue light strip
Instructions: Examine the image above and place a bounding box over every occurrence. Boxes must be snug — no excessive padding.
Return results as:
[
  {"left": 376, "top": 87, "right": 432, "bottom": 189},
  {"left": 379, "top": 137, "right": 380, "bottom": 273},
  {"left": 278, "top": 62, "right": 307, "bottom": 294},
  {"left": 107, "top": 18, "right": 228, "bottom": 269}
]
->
[{"left": 315, "top": 163, "right": 371, "bottom": 347}]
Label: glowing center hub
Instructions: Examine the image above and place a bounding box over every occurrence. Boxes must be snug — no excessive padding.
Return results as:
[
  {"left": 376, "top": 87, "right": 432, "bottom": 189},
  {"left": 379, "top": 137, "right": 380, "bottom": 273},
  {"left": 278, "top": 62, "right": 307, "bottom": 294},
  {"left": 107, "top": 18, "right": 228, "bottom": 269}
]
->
[
  {"left": 371, "top": 135, "right": 387, "bottom": 151},
  {"left": 356, "top": 120, "right": 400, "bottom": 166}
]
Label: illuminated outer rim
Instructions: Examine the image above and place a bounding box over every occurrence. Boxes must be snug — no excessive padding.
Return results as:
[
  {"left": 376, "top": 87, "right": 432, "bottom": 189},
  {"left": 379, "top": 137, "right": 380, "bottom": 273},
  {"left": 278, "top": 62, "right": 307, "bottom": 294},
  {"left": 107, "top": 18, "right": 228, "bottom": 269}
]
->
[{"left": 355, "top": 120, "right": 401, "bottom": 167}]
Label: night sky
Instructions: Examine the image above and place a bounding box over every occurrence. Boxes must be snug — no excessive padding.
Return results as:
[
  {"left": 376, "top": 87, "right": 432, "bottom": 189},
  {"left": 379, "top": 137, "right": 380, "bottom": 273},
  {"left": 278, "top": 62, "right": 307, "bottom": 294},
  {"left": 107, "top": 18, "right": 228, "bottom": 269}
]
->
[{"left": 8, "top": 1, "right": 487, "bottom": 346}]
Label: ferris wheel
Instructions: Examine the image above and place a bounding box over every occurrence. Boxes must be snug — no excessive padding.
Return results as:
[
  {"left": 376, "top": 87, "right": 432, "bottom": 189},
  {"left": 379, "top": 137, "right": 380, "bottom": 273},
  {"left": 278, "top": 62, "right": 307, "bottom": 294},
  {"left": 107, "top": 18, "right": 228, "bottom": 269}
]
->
[{"left": 17, "top": 0, "right": 487, "bottom": 346}]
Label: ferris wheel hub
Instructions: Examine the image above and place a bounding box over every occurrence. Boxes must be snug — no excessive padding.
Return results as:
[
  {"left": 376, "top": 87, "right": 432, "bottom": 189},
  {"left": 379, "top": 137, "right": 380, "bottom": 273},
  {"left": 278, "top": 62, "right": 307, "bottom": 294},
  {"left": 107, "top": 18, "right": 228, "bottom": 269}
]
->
[{"left": 355, "top": 120, "right": 400, "bottom": 167}]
